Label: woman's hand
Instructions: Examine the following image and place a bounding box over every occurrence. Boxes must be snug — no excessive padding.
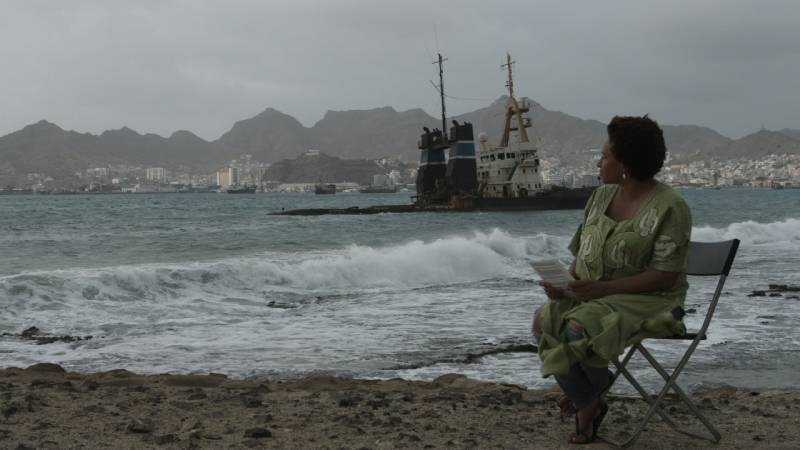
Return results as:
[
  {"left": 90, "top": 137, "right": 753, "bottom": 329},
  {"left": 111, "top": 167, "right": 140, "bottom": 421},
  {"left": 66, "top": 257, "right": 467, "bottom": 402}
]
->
[
  {"left": 538, "top": 281, "right": 566, "bottom": 300},
  {"left": 568, "top": 280, "right": 610, "bottom": 301}
]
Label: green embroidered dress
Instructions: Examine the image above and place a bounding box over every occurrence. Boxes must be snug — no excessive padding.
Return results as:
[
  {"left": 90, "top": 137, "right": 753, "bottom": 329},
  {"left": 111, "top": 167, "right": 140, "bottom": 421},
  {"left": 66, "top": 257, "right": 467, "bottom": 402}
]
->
[{"left": 538, "top": 182, "right": 692, "bottom": 377}]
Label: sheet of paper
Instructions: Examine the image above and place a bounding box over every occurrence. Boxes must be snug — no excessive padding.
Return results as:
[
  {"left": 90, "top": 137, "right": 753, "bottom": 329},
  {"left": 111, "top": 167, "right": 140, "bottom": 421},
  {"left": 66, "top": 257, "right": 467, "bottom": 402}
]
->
[{"left": 530, "top": 259, "right": 575, "bottom": 296}]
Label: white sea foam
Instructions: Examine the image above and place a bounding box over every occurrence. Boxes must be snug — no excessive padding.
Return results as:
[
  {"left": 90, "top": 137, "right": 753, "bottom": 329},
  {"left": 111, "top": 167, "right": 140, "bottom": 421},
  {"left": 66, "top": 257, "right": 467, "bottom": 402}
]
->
[
  {"left": 692, "top": 217, "right": 800, "bottom": 246},
  {"left": 0, "top": 229, "right": 567, "bottom": 305}
]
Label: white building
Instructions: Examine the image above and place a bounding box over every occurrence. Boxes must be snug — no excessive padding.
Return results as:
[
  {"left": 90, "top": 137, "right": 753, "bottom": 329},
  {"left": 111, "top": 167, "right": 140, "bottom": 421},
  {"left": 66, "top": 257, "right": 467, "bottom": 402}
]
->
[
  {"left": 87, "top": 167, "right": 109, "bottom": 178},
  {"left": 146, "top": 167, "right": 167, "bottom": 183},
  {"left": 216, "top": 167, "right": 241, "bottom": 189}
]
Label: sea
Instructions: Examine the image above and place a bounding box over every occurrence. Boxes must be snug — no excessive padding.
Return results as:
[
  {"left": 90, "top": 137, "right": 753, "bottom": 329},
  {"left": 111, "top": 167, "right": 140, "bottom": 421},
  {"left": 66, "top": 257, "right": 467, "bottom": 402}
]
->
[{"left": 2, "top": 188, "right": 799, "bottom": 392}]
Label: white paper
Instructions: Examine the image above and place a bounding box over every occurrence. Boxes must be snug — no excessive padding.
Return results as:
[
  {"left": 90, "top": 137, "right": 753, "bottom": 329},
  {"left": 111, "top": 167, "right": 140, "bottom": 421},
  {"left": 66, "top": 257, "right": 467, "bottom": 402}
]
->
[{"left": 530, "top": 259, "right": 575, "bottom": 296}]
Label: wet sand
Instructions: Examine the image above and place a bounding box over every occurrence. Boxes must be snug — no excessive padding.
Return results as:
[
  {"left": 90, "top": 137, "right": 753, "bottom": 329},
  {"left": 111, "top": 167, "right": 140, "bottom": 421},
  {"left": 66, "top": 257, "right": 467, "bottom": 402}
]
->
[{"left": 1, "top": 363, "right": 798, "bottom": 449}]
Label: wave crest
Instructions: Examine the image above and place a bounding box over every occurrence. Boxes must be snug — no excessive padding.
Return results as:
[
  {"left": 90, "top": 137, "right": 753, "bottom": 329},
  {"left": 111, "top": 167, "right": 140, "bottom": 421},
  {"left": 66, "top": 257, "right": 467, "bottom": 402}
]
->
[{"left": 692, "top": 218, "right": 800, "bottom": 245}]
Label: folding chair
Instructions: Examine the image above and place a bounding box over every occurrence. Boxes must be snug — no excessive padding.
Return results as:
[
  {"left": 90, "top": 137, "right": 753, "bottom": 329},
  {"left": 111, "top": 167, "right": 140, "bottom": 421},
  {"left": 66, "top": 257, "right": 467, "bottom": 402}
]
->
[{"left": 600, "top": 239, "right": 740, "bottom": 447}]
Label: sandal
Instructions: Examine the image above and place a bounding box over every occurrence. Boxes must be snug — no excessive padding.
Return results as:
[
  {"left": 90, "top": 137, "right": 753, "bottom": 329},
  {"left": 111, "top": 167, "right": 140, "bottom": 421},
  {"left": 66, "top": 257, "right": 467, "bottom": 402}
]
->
[{"left": 569, "top": 399, "right": 609, "bottom": 445}]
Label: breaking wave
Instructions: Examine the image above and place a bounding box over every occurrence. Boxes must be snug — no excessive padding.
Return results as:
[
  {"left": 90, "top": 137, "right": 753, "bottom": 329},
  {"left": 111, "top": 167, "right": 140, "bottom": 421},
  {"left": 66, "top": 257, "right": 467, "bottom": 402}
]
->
[
  {"left": 0, "top": 229, "right": 570, "bottom": 315},
  {"left": 692, "top": 218, "right": 800, "bottom": 246}
]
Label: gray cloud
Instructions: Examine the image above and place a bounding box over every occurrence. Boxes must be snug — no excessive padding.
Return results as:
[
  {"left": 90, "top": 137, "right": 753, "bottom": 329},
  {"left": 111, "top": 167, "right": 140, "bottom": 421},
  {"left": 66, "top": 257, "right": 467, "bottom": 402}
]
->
[{"left": 1, "top": 0, "right": 798, "bottom": 140}]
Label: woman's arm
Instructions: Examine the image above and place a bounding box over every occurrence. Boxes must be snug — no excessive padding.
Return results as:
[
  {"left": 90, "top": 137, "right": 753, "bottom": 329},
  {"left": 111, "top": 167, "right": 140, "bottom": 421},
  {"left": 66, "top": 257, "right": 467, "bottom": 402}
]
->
[{"left": 567, "top": 270, "right": 679, "bottom": 301}]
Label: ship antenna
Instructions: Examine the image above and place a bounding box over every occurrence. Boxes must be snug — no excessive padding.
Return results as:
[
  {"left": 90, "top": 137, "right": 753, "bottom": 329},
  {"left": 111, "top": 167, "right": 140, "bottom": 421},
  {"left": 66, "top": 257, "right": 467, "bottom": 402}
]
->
[
  {"left": 432, "top": 53, "right": 448, "bottom": 140},
  {"left": 501, "top": 52, "right": 515, "bottom": 99},
  {"left": 500, "top": 52, "right": 529, "bottom": 145}
]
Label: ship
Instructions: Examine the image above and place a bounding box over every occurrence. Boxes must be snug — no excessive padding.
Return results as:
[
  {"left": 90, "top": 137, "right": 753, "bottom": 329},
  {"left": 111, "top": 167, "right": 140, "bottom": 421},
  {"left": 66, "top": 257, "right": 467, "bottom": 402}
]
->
[
  {"left": 227, "top": 185, "right": 257, "bottom": 194},
  {"left": 415, "top": 53, "right": 596, "bottom": 210},
  {"left": 314, "top": 183, "right": 336, "bottom": 195},
  {"left": 273, "top": 53, "right": 594, "bottom": 216}
]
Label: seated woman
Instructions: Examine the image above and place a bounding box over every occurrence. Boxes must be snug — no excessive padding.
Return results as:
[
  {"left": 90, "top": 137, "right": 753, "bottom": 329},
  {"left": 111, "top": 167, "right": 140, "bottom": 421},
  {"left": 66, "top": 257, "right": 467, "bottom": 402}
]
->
[{"left": 532, "top": 115, "right": 692, "bottom": 444}]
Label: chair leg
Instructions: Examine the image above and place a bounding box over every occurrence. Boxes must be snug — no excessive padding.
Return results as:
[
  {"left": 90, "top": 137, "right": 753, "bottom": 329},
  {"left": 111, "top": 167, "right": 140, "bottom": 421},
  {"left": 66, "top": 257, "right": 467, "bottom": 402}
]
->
[
  {"left": 600, "top": 356, "right": 681, "bottom": 447},
  {"left": 637, "top": 345, "right": 721, "bottom": 443},
  {"left": 601, "top": 344, "right": 721, "bottom": 447}
]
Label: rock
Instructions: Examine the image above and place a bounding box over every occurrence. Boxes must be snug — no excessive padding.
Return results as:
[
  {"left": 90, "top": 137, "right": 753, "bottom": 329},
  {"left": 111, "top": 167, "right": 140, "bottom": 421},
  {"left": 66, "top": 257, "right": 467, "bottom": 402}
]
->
[
  {"left": 768, "top": 284, "right": 800, "bottom": 292},
  {"left": 20, "top": 327, "right": 41, "bottom": 338},
  {"left": 180, "top": 419, "right": 203, "bottom": 433},
  {"left": 82, "top": 286, "right": 100, "bottom": 300},
  {"left": 367, "top": 397, "right": 391, "bottom": 409},
  {"left": 244, "top": 427, "right": 272, "bottom": 438},
  {"left": 17, "top": 328, "right": 92, "bottom": 345},
  {"left": 433, "top": 374, "right": 467, "bottom": 385},
  {"left": 2, "top": 402, "right": 21, "bottom": 418},
  {"left": 336, "top": 393, "right": 363, "bottom": 407},
  {"left": 81, "top": 380, "right": 99, "bottom": 391},
  {"left": 185, "top": 388, "right": 207, "bottom": 400},
  {"left": 154, "top": 433, "right": 177, "bottom": 445},
  {"left": 161, "top": 374, "right": 226, "bottom": 388},
  {"left": 82, "top": 405, "right": 107, "bottom": 414},
  {"left": 253, "top": 413, "right": 273, "bottom": 424},
  {"left": 32, "top": 420, "right": 54, "bottom": 430},
  {"left": 105, "top": 369, "right": 135, "bottom": 378},
  {"left": 25, "top": 363, "right": 66, "bottom": 373},
  {"left": 240, "top": 394, "right": 262, "bottom": 408},
  {"left": 127, "top": 418, "right": 155, "bottom": 433}
]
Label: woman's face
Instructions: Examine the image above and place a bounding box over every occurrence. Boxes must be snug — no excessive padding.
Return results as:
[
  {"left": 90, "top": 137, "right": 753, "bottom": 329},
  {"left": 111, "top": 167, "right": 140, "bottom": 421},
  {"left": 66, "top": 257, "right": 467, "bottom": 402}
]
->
[{"left": 598, "top": 140, "right": 625, "bottom": 184}]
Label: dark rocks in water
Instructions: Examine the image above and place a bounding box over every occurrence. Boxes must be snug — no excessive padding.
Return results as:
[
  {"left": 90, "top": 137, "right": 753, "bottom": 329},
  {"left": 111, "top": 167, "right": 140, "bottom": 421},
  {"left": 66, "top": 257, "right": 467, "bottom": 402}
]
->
[
  {"left": 749, "top": 284, "right": 800, "bottom": 298},
  {"left": 82, "top": 286, "right": 100, "bottom": 300},
  {"left": 266, "top": 301, "right": 297, "bottom": 309},
  {"left": 460, "top": 343, "right": 537, "bottom": 364},
  {"left": 768, "top": 284, "right": 800, "bottom": 292},
  {"left": 1, "top": 327, "right": 93, "bottom": 345}
]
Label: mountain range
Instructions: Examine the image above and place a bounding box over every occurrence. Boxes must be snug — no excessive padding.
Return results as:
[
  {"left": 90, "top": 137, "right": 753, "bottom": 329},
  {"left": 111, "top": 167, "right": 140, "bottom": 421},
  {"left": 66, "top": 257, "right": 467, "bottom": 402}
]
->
[{"left": 1, "top": 97, "right": 798, "bottom": 184}]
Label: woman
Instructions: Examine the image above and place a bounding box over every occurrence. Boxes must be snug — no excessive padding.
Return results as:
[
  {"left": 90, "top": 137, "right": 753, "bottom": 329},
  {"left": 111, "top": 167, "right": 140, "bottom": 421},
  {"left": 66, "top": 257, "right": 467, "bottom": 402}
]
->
[{"left": 532, "top": 115, "right": 692, "bottom": 444}]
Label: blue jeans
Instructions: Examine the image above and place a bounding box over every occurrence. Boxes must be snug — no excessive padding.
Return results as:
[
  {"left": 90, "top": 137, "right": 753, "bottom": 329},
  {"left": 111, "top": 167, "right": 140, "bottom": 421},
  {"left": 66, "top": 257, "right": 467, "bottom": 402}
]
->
[{"left": 553, "top": 325, "right": 611, "bottom": 409}]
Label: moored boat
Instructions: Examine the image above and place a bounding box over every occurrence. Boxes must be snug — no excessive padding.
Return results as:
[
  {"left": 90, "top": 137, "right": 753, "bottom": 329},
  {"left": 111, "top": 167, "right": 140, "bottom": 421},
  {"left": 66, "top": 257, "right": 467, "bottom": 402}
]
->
[
  {"left": 315, "top": 183, "right": 336, "bottom": 195},
  {"left": 227, "top": 185, "right": 257, "bottom": 194},
  {"left": 415, "top": 53, "right": 596, "bottom": 210}
]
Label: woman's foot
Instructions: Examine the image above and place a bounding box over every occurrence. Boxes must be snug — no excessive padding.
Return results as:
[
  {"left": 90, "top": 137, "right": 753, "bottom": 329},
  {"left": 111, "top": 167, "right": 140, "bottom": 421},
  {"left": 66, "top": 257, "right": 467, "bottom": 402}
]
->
[
  {"left": 558, "top": 394, "right": 577, "bottom": 422},
  {"left": 569, "top": 398, "right": 609, "bottom": 444}
]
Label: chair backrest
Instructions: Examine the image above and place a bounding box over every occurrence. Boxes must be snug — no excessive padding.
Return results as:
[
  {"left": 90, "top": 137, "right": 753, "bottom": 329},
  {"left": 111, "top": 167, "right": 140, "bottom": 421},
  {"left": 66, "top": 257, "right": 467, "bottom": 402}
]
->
[
  {"left": 686, "top": 239, "right": 740, "bottom": 276},
  {"left": 684, "top": 239, "right": 740, "bottom": 340}
]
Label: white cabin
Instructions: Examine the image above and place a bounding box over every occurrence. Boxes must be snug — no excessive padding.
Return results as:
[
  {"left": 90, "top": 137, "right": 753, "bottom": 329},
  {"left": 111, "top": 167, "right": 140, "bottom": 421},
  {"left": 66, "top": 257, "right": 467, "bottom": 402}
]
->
[{"left": 477, "top": 135, "right": 546, "bottom": 198}]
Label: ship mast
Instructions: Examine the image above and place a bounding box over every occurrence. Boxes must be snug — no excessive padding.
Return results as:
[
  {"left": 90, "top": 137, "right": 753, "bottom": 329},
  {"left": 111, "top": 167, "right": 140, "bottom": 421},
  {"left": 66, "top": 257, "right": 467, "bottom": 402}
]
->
[
  {"left": 500, "top": 53, "right": 530, "bottom": 146},
  {"left": 433, "top": 53, "right": 448, "bottom": 140}
]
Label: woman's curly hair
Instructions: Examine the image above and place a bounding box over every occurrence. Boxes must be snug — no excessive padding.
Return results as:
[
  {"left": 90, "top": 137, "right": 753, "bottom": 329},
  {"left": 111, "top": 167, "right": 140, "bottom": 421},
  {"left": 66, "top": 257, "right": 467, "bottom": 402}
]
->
[{"left": 607, "top": 115, "right": 666, "bottom": 181}]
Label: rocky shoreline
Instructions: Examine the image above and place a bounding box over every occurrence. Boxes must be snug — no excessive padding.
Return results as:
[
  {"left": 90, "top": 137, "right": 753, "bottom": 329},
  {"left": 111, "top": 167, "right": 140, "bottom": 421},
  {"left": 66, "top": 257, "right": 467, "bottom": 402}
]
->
[{"left": 1, "top": 364, "right": 799, "bottom": 449}]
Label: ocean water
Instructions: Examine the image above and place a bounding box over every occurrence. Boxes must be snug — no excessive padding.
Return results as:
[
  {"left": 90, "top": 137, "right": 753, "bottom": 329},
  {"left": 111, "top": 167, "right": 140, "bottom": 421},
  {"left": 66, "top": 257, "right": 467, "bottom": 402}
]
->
[{"left": 1, "top": 189, "right": 799, "bottom": 392}]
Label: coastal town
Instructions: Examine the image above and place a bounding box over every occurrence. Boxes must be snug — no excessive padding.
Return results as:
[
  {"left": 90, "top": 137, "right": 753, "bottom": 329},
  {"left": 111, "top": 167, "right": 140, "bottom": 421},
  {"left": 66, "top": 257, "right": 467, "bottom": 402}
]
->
[{"left": 6, "top": 150, "right": 798, "bottom": 195}]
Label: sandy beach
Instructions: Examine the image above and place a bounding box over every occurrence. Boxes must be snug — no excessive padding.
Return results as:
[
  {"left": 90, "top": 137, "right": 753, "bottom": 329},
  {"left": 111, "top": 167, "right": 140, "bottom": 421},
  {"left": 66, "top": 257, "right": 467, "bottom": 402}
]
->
[{"left": 1, "top": 364, "right": 798, "bottom": 449}]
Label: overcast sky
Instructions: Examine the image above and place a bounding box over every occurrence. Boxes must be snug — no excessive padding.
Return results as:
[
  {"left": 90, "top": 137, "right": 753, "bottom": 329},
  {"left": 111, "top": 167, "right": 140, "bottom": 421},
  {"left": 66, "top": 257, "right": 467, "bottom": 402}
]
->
[{"left": 1, "top": 0, "right": 798, "bottom": 140}]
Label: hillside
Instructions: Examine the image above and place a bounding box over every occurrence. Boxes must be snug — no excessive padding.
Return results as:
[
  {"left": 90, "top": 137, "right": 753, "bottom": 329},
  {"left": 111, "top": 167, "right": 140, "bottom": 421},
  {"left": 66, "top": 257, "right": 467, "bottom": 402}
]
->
[
  {"left": 0, "top": 97, "right": 792, "bottom": 184},
  {"left": 263, "top": 151, "right": 390, "bottom": 185},
  {"left": 700, "top": 130, "right": 800, "bottom": 161}
]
